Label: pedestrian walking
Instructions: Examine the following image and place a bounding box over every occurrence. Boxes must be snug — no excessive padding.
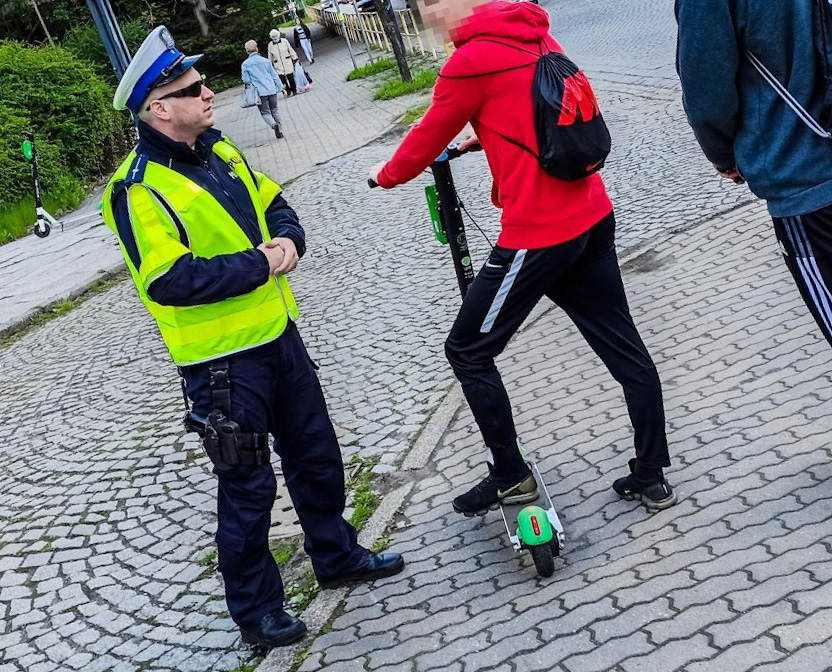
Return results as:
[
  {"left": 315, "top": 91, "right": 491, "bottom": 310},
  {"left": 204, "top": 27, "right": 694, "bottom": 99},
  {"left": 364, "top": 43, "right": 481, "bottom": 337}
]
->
[
  {"left": 370, "top": 0, "right": 676, "bottom": 514},
  {"left": 677, "top": 0, "right": 832, "bottom": 347},
  {"left": 294, "top": 18, "right": 314, "bottom": 63},
  {"left": 242, "top": 39, "right": 286, "bottom": 139},
  {"left": 104, "top": 25, "right": 404, "bottom": 650},
  {"left": 268, "top": 28, "right": 299, "bottom": 96}
]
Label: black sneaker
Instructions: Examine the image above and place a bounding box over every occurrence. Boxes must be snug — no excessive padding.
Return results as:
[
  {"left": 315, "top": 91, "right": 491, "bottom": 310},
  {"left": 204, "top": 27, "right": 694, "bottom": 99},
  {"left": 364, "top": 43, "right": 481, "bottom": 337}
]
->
[
  {"left": 613, "top": 458, "right": 677, "bottom": 510},
  {"left": 452, "top": 463, "right": 539, "bottom": 517}
]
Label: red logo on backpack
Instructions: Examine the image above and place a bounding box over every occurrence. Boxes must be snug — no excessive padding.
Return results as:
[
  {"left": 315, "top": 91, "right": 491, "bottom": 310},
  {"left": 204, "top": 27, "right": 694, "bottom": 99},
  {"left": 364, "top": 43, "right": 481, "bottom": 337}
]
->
[{"left": 557, "top": 71, "right": 601, "bottom": 127}]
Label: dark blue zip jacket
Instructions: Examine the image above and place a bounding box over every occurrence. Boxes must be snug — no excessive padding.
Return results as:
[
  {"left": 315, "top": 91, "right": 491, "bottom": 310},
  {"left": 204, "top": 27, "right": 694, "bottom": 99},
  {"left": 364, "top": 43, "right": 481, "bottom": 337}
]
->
[
  {"left": 676, "top": 0, "right": 832, "bottom": 217},
  {"left": 111, "top": 121, "right": 306, "bottom": 306}
]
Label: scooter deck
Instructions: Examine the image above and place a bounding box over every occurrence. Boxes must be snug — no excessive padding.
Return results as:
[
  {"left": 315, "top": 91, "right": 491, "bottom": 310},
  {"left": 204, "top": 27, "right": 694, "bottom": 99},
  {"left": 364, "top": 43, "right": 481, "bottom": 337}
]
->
[{"left": 499, "top": 461, "right": 565, "bottom": 551}]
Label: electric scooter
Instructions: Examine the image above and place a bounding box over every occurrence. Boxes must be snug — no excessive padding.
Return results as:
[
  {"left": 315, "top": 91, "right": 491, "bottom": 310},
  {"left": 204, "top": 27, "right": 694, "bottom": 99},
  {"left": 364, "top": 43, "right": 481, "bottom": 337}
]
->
[
  {"left": 370, "top": 144, "right": 565, "bottom": 577},
  {"left": 21, "top": 132, "right": 60, "bottom": 238}
]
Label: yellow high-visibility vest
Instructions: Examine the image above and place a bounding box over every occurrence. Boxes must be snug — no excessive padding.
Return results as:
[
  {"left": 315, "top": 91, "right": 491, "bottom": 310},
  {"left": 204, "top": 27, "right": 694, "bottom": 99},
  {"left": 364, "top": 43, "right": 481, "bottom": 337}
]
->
[{"left": 102, "top": 138, "right": 299, "bottom": 366}]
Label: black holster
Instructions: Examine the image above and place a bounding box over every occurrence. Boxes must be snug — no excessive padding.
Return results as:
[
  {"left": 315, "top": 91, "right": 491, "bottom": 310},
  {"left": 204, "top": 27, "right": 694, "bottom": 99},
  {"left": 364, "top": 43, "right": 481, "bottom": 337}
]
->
[{"left": 182, "top": 360, "right": 270, "bottom": 467}]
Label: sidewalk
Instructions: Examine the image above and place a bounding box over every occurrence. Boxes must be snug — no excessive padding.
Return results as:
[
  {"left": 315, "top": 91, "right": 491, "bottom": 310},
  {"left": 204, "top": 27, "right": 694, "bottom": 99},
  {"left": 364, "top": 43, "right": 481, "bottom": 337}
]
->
[
  {"left": 0, "top": 23, "right": 431, "bottom": 337},
  {"left": 295, "top": 200, "right": 832, "bottom": 672},
  {"left": 0, "top": 187, "right": 118, "bottom": 337}
]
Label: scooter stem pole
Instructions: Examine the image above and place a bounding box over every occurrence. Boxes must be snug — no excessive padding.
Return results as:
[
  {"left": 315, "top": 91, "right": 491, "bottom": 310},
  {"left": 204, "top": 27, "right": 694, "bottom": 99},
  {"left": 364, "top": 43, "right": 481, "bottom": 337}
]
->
[{"left": 432, "top": 158, "right": 475, "bottom": 300}]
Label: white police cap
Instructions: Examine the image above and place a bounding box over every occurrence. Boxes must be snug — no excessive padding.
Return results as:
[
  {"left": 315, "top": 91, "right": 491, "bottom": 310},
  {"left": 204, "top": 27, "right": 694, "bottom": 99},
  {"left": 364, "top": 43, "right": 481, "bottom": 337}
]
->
[{"left": 113, "top": 26, "right": 203, "bottom": 113}]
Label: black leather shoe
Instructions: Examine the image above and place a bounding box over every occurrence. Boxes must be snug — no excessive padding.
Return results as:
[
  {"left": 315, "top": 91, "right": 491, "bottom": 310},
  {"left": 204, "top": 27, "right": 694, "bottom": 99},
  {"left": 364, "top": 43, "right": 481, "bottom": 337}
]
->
[
  {"left": 318, "top": 552, "right": 405, "bottom": 589},
  {"left": 240, "top": 610, "right": 307, "bottom": 648}
]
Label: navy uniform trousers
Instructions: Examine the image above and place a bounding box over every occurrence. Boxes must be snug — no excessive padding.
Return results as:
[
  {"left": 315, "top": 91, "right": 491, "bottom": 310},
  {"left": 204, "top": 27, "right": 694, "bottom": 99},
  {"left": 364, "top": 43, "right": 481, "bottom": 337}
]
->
[{"left": 182, "top": 322, "right": 364, "bottom": 628}]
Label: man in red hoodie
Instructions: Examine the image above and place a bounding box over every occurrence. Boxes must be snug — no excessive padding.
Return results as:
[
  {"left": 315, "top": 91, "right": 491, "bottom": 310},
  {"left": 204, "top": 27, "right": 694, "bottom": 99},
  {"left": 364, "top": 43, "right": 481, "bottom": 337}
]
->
[{"left": 370, "top": 0, "right": 676, "bottom": 513}]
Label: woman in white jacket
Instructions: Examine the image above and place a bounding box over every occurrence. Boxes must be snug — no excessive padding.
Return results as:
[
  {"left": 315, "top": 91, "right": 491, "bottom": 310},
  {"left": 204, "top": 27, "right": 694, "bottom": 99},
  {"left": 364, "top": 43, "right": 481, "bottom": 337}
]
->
[{"left": 268, "top": 29, "right": 299, "bottom": 96}]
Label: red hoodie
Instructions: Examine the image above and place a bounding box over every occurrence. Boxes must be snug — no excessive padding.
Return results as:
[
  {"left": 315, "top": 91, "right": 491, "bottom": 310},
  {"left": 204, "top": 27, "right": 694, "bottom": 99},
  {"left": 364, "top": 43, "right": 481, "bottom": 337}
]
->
[{"left": 377, "top": 1, "right": 613, "bottom": 250}]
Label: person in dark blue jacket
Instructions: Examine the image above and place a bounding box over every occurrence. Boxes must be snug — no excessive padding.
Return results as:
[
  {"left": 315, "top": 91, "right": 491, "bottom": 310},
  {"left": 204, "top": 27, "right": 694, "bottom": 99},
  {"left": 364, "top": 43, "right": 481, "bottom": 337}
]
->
[
  {"left": 677, "top": 0, "right": 832, "bottom": 345},
  {"left": 108, "top": 26, "right": 405, "bottom": 648}
]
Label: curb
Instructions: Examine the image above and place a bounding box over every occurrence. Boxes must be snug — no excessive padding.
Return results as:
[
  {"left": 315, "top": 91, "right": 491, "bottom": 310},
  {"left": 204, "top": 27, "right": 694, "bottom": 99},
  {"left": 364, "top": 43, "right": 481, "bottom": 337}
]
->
[{"left": 255, "top": 384, "right": 464, "bottom": 672}]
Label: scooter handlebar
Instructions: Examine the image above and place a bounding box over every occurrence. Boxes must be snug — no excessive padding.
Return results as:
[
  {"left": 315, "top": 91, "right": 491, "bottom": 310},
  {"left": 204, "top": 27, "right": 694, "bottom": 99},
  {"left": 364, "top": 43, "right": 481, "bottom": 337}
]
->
[
  {"left": 445, "top": 142, "right": 482, "bottom": 161},
  {"left": 368, "top": 142, "right": 483, "bottom": 189}
]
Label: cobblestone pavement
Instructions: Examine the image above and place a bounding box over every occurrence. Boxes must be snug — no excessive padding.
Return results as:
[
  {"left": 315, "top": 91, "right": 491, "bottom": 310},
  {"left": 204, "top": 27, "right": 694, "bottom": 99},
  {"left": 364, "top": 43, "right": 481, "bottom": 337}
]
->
[
  {"left": 298, "top": 200, "right": 832, "bottom": 672},
  {"left": 542, "top": 0, "right": 679, "bottom": 89},
  {"left": 4, "top": 1, "right": 829, "bottom": 670}
]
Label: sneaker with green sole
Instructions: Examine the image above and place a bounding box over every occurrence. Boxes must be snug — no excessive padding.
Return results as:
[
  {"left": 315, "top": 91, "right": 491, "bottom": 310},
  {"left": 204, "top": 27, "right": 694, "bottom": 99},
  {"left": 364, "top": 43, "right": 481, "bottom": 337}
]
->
[
  {"left": 612, "top": 458, "right": 677, "bottom": 511},
  {"left": 452, "top": 463, "right": 539, "bottom": 516}
]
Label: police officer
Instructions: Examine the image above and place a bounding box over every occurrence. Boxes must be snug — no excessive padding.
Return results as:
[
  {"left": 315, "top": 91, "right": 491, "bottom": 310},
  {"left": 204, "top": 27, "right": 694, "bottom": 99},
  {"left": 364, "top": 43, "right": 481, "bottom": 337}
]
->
[{"left": 104, "top": 26, "right": 404, "bottom": 649}]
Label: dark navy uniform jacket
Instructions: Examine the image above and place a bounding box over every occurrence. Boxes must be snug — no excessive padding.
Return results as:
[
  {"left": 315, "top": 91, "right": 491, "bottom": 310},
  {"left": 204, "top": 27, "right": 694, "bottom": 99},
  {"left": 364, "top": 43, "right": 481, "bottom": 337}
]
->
[{"left": 111, "top": 120, "right": 306, "bottom": 307}]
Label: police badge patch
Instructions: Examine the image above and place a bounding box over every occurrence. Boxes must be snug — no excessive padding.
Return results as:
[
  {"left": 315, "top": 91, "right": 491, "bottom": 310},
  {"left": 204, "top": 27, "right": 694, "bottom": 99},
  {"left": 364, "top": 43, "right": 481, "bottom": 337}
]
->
[{"left": 160, "top": 27, "right": 175, "bottom": 50}]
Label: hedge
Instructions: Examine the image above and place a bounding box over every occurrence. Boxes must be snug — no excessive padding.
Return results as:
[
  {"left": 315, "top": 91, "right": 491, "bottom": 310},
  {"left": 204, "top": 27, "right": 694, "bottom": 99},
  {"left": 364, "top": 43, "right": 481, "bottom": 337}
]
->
[{"left": 0, "top": 40, "right": 134, "bottom": 220}]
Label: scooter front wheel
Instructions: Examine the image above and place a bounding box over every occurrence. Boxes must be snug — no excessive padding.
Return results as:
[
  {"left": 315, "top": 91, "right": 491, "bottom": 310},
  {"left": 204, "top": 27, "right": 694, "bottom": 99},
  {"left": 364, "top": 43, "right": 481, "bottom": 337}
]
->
[
  {"left": 34, "top": 223, "right": 50, "bottom": 238},
  {"left": 529, "top": 542, "right": 555, "bottom": 578}
]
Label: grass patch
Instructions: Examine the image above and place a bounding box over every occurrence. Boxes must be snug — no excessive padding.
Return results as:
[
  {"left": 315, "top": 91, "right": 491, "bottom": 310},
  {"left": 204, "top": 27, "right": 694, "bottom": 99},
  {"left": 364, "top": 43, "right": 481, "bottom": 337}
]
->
[
  {"left": 229, "top": 658, "right": 262, "bottom": 672},
  {"left": 347, "top": 455, "right": 381, "bottom": 531},
  {"left": 0, "top": 177, "right": 86, "bottom": 246},
  {"left": 293, "top": 646, "right": 311, "bottom": 668},
  {"left": 347, "top": 58, "right": 397, "bottom": 81},
  {"left": 0, "top": 270, "right": 127, "bottom": 350},
  {"left": 373, "top": 69, "right": 438, "bottom": 101},
  {"left": 199, "top": 550, "right": 218, "bottom": 568},
  {"left": 197, "top": 549, "right": 218, "bottom": 580},
  {"left": 401, "top": 104, "right": 429, "bottom": 125},
  {"left": 270, "top": 537, "right": 300, "bottom": 566},
  {"left": 285, "top": 565, "right": 320, "bottom": 615},
  {"left": 370, "top": 530, "right": 391, "bottom": 554}
]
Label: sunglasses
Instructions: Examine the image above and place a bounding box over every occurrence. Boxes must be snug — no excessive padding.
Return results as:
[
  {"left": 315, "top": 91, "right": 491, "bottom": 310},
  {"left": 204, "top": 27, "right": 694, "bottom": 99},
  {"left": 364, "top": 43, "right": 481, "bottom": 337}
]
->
[{"left": 146, "top": 79, "right": 207, "bottom": 111}]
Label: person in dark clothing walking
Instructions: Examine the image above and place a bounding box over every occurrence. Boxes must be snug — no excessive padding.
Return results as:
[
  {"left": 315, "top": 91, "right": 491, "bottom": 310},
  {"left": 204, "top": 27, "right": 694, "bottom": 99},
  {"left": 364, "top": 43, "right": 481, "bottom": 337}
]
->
[
  {"left": 370, "top": 0, "right": 676, "bottom": 513},
  {"left": 677, "top": 0, "right": 832, "bottom": 346}
]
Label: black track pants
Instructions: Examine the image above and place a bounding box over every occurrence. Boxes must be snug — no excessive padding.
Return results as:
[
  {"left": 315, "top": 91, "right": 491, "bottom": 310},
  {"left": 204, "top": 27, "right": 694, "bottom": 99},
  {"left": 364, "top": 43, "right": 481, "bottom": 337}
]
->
[
  {"left": 773, "top": 207, "right": 832, "bottom": 346},
  {"left": 444, "top": 212, "right": 671, "bottom": 483}
]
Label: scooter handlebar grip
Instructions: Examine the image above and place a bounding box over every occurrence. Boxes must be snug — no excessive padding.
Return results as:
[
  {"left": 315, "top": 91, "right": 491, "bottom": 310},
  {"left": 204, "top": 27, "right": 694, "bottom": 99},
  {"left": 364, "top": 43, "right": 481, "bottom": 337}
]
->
[{"left": 368, "top": 179, "right": 380, "bottom": 189}]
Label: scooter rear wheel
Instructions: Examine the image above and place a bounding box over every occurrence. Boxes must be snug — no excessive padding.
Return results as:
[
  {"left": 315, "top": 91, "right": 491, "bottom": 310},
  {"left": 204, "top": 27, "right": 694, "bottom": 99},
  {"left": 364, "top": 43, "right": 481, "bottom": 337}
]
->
[{"left": 530, "top": 542, "right": 555, "bottom": 578}]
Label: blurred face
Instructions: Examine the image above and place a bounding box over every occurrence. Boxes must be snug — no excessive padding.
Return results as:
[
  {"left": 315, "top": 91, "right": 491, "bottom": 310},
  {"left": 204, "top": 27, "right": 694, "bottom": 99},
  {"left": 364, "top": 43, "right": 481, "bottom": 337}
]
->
[
  {"left": 145, "top": 68, "right": 216, "bottom": 140},
  {"left": 416, "top": 0, "right": 483, "bottom": 40}
]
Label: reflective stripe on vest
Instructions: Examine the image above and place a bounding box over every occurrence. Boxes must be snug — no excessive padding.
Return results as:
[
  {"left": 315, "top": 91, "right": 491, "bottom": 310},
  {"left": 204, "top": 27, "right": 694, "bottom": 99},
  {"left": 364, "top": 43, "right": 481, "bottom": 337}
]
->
[{"left": 102, "top": 138, "right": 299, "bottom": 366}]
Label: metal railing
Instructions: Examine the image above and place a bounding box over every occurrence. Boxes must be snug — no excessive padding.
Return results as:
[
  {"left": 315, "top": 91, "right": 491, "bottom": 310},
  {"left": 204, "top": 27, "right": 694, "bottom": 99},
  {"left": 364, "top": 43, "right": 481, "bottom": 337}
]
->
[{"left": 308, "top": 4, "right": 441, "bottom": 59}]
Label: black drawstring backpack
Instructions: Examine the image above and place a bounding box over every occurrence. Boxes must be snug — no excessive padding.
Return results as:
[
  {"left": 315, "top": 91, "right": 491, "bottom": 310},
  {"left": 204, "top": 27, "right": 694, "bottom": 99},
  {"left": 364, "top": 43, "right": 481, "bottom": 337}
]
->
[{"left": 467, "top": 39, "right": 612, "bottom": 181}]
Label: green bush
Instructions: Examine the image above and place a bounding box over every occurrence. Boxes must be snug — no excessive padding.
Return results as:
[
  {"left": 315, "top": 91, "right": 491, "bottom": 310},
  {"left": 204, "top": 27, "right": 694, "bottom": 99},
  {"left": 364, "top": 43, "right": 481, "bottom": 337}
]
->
[
  {"left": 0, "top": 102, "right": 69, "bottom": 204},
  {"left": 62, "top": 19, "right": 149, "bottom": 85},
  {"left": 373, "top": 69, "right": 438, "bottom": 100},
  {"left": 0, "top": 40, "right": 133, "bottom": 243},
  {"left": 0, "top": 41, "right": 133, "bottom": 186}
]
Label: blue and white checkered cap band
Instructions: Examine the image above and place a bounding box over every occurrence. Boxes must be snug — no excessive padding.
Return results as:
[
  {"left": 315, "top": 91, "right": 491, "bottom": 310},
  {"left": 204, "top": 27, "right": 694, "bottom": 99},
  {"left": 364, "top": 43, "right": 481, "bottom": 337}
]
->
[{"left": 113, "top": 26, "right": 202, "bottom": 113}]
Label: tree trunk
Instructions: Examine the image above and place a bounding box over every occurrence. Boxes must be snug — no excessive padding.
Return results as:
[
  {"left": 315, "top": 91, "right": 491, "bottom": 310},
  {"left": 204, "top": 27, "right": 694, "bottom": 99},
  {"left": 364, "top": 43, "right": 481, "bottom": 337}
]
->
[
  {"left": 185, "top": 0, "right": 210, "bottom": 36},
  {"left": 371, "top": 0, "right": 411, "bottom": 83}
]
